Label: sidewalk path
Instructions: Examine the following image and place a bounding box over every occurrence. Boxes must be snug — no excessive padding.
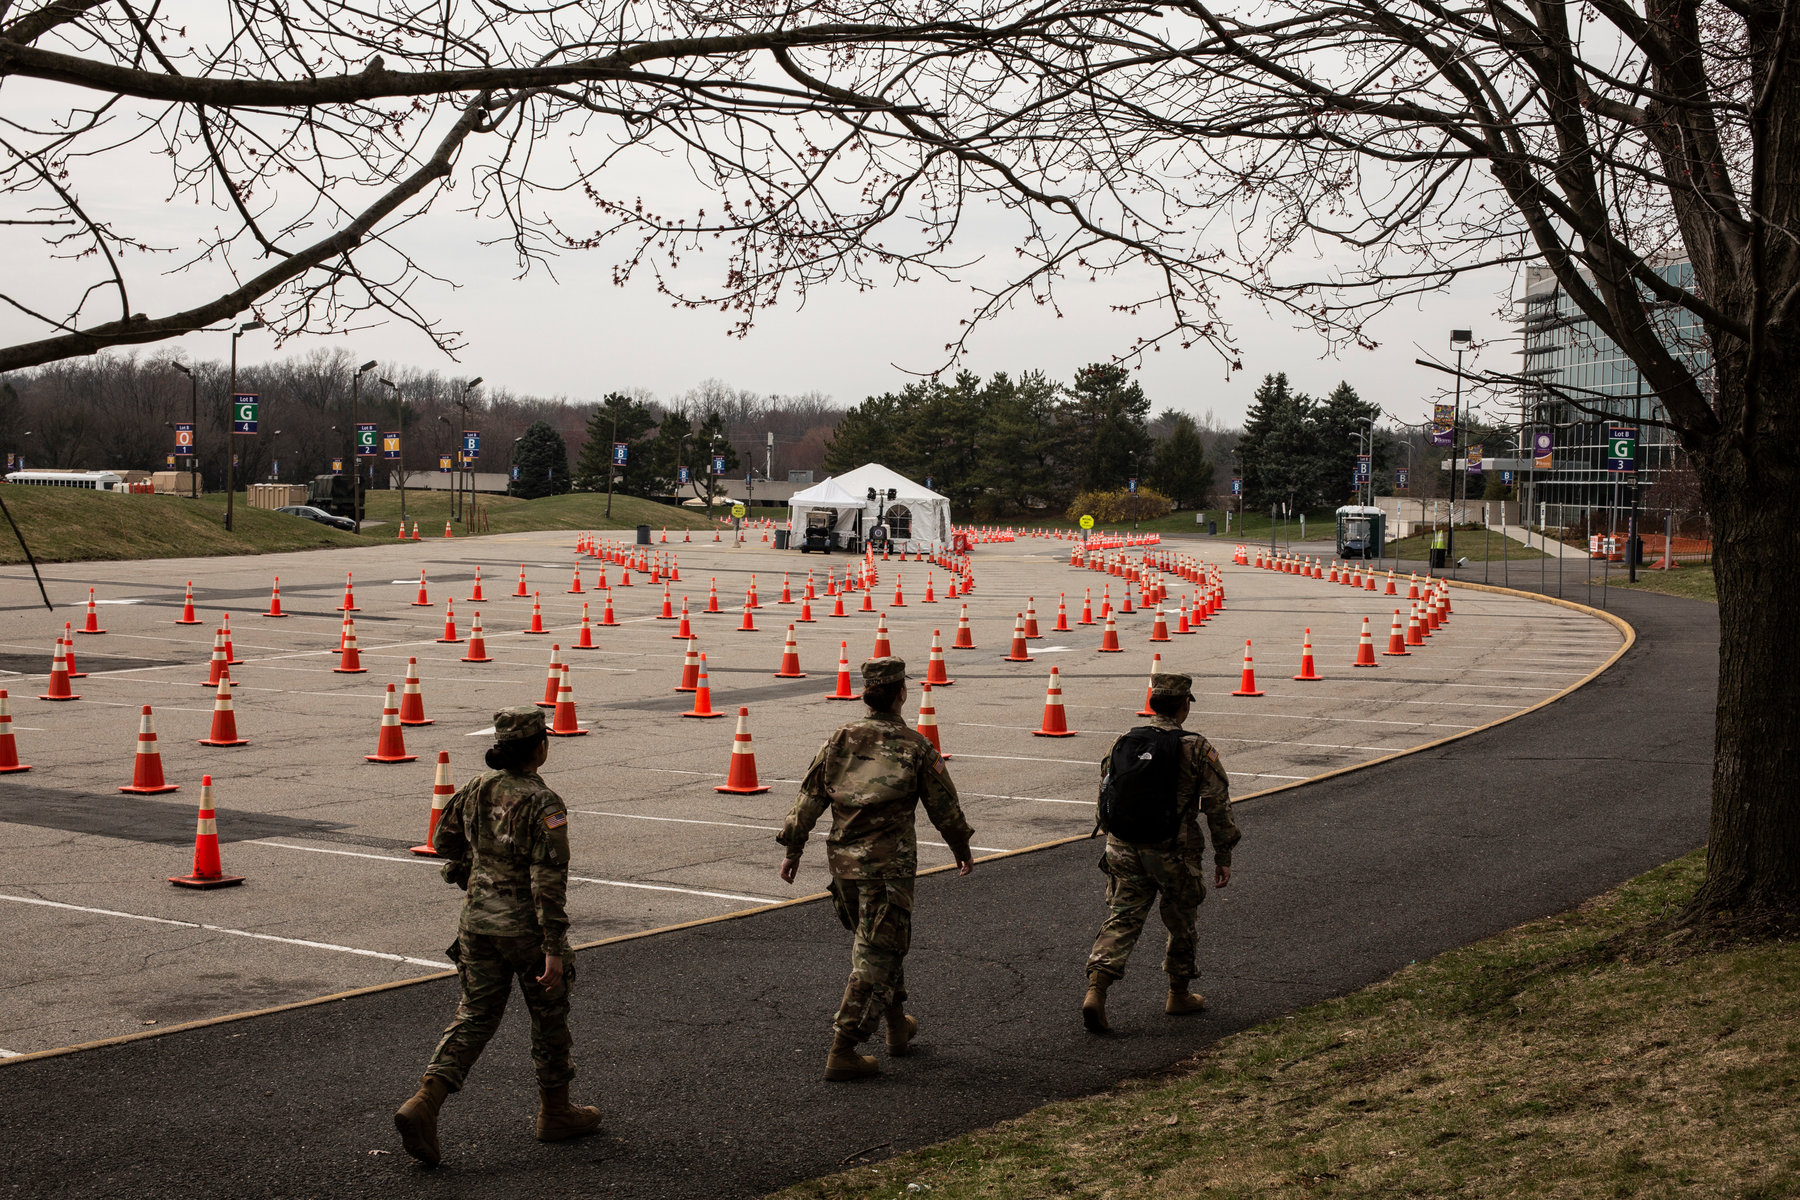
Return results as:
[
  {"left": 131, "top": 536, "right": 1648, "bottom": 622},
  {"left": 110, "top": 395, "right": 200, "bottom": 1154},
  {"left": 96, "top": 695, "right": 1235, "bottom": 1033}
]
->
[{"left": 0, "top": 588, "right": 1714, "bottom": 1200}]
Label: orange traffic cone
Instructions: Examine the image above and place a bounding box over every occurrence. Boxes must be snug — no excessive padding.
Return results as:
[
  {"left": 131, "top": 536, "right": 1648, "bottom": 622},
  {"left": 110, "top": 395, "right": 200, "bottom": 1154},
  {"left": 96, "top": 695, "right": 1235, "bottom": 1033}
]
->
[
  {"left": 600, "top": 590, "right": 619, "bottom": 626},
  {"left": 916, "top": 683, "right": 948, "bottom": 758},
  {"left": 1149, "top": 608, "right": 1171, "bottom": 643},
  {"left": 676, "top": 638, "right": 701, "bottom": 692},
  {"left": 826, "top": 641, "right": 858, "bottom": 700},
  {"left": 265, "top": 576, "right": 286, "bottom": 617},
  {"left": 168, "top": 777, "right": 244, "bottom": 889},
  {"left": 549, "top": 664, "right": 587, "bottom": 736},
  {"left": 221, "top": 613, "right": 241, "bottom": 665},
  {"left": 1003, "top": 613, "right": 1033, "bottom": 662},
  {"left": 443, "top": 520, "right": 453, "bottom": 538},
  {"left": 859, "top": 587, "right": 875, "bottom": 613},
  {"left": 1405, "top": 603, "right": 1426, "bottom": 647},
  {"left": 366, "top": 683, "right": 417, "bottom": 763},
  {"left": 657, "top": 583, "right": 674, "bottom": 620},
  {"left": 1293, "top": 629, "right": 1322, "bottom": 681},
  {"left": 338, "top": 572, "right": 359, "bottom": 612},
  {"left": 336, "top": 617, "right": 366, "bottom": 673},
  {"left": 79, "top": 587, "right": 105, "bottom": 634},
  {"left": 1354, "top": 617, "right": 1380, "bottom": 667},
  {"left": 0, "top": 690, "right": 28, "bottom": 772},
  {"left": 1053, "top": 594, "right": 1070, "bottom": 633},
  {"left": 40, "top": 639, "right": 78, "bottom": 701},
  {"left": 1384, "top": 610, "right": 1409, "bottom": 656},
  {"left": 738, "top": 601, "right": 759, "bottom": 632},
  {"left": 1384, "top": 570, "right": 1397, "bottom": 596},
  {"left": 714, "top": 707, "right": 770, "bottom": 794},
  {"left": 923, "top": 574, "right": 936, "bottom": 604},
  {"left": 775, "top": 625, "right": 806, "bottom": 678},
  {"left": 831, "top": 592, "right": 848, "bottom": 618},
  {"left": 412, "top": 520, "right": 422, "bottom": 541},
  {"left": 1032, "top": 667, "right": 1076, "bottom": 737},
  {"left": 1078, "top": 588, "right": 1095, "bottom": 625},
  {"left": 538, "top": 644, "right": 565, "bottom": 708},
  {"left": 120, "top": 705, "right": 181, "bottom": 791},
  {"left": 399, "top": 657, "right": 432, "bottom": 726},
  {"left": 1232, "top": 640, "right": 1265, "bottom": 696},
  {"left": 468, "top": 567, "right": 487, "bottom": 603},
  {"left": 925, "top": 629, "right": 955, "bottom": 686},
  {"left": 891, "top": 576, "right": 906, "bottom": 608},
  {"left": 779, "top": 574, "right": 793, "bottom": 604},
  {"left": 411, "top": 570, "right": 432, "bottom": 607},
  {"left": 706, "top": 579, "right": 721, "bottom": 613},
  {"left": 411, "top": 752, "right": 455, "bottom": 856},
  {"left": 463, "top": 613, "right": 491, "bottom": 663},
  {"left": 198, "top": 675, "right": 249, "bottom": 746},
  {"left": 575, "top": 604, "right": 597, "bottom": 649},
  {"left": 873, "top": 613, "right": 893, "bottom": 659},
  {"left": 438, "top": 600, "right": 462, "bottom": 644},
  {"left": 1138, "top": 652, "right": 1162, "bottom": 716},
  {"left": 1407, "top": 573, "right": 1420, "bottom": 601},
  {"left": 1023, "top": 598, "right": 1040, "bottom": 639},
  {"left": 176, "top": 580, "right": 202, "bottom": 625},
  {"left": 798, "top": 597, "right": 816, "bottom": 623},
  {"left": 1097, "top": 612, "right": 1123, "bottom": 653},
  {"left": 524, "top": 592, "right": 548, "bottom": 635},
  {"left": 683, "top": 653, "right": 725, "bottom": 718},
  {"left": 569, "top": 566, "right": 585, "bottom": 595},
  {"left": 516, "top": 565, "right": 531, "bottom": 597},
  {"left": 952, "top": 604, "right": 976, "bottom": 650},
  {"left": 201, "top": 629, "right": 232, "bottom": 688}
]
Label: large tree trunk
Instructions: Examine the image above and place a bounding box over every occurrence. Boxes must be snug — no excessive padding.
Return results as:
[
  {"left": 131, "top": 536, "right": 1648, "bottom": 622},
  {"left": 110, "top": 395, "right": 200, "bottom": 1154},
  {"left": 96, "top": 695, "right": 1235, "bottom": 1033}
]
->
[{"left": 1686, "top": 374, "right": 1800, "bottom": 923}]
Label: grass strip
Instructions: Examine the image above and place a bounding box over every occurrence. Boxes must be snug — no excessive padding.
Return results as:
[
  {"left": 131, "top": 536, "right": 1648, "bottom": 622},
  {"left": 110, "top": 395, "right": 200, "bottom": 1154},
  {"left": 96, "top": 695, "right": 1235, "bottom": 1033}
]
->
[
  {"left": 356, "top": 489, "right": 723, "bottom": 535},
  {"left": 1613, "top": 564, "right": 1717, "bottom": 604},
  {"left": 774, "top": 849, "right": 1800, "bottom": 1200}
]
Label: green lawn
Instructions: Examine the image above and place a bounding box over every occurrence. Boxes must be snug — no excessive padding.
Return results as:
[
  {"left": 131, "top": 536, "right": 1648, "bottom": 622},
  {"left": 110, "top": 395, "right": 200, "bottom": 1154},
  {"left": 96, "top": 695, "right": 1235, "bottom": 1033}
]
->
[
  {"left": 1614, "top": 563, "right": 1717, "bottom": 603},
  {"left": 1384, "top": 528, "right": 1549, "bottom": 563},
  {"left": 774, "top": 849, "right": 1800, "bottom": 1200},
  {"left": 0, "top": 487, "right": 363, "bottom": 564},
  {"left": 356, "top": 489, "right": 723, "bottom": 535},
  {"left": 1030, "top": 509, "right": 1338, "bottom": 539}
]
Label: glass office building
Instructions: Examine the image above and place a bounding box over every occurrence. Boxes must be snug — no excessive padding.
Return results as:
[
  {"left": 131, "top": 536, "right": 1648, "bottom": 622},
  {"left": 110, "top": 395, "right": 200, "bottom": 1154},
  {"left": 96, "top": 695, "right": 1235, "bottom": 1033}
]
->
[{"left": 1517, "top": 262, "right": 1710, "bottom": 523}]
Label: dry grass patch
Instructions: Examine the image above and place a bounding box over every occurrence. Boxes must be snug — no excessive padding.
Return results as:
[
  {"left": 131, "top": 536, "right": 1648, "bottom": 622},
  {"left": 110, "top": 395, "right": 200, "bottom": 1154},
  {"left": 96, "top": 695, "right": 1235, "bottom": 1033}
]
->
[
  {"left": 773, "top": 851, "right": 1800, "bottom": 1200},
  {"left": 1613, "top": 565, "right": 1717, "bottom": 605}
]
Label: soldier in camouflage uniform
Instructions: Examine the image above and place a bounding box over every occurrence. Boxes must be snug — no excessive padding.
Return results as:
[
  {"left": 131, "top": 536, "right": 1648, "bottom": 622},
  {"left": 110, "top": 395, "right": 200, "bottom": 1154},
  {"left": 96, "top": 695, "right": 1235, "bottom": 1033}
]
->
[
  {"left": 778, "top": 657, "right": 976, "bottom": 1081},
  {"left": 1082, "top": 671, "right": 1240, "bottom": 1033},
  {"left": 394, "top": 706, "right": 602, "bottom": 1166}
]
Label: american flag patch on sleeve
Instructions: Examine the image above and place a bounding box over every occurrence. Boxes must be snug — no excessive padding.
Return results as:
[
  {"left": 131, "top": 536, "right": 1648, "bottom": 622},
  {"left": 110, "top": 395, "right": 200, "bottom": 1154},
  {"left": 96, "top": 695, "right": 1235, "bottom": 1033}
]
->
[{"left": 545, "top": 811, "right": 568, "bottom": 830}]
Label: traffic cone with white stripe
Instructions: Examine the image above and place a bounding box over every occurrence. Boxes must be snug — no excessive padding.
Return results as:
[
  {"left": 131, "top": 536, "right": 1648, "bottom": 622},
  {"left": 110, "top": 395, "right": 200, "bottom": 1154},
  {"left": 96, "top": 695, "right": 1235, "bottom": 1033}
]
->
[
  {"left": 1033, "top": 667, "right": 1076, "bottom": 737},
  {"left": 1384, "top": 610, "right": 1410, "bottom": 656},
  {"left": 775, "top": 625, "right": 806, "bottom": 678},
  {"left": 859, "top": 586, "right": 875, "bottom": 613},
  {"left": 515, "top": 565, "right": 530, "bottom": 598},
  {"left": 40, "top": 638, "right": 78, "bottom": 701},
  {"left": 569, "top": 565, "right": 585, "bottom": 595},
  {"left": 438, "top": 602, "right": 461, "bottom": 644},
  {"left": 1384, "top": 570, "right": 1397, "bottom": 596},
  {"left": 706, "top": 579, "right": 721, "bottom": 613},
  {"left": 202, "top": 629, "right": 232, "bottom": 688},
  {"left": 1138, "top": 653, "right": 1162, "bottom": 716},
  {"left": 891, "top": 575, "right": 906, "bottom": 608},
  {"left": 714, "top": 707, "right": 770, "bottom": 794},
  {"left": 549, "top": 665, "right": 587, "bottom": 737},
  {"left": 468, "top": 567, "right": 486, "bottom": 603},
  {"left": 671, "top": 599, "right": 693, "bottom": 640},
  {"left": 683, "top": 653, "right": 725, "bottom": 718},
  {"left": 168, "top": 777, "right": 244, "bottom": 889},
  {"left": 443, "top": 520, "right": 453, "bottom": 538},
  {"left": 79, "top": 587, "right": 105, "bottom": 634},
  {"left": 411, "top": 752, "right": 455, "bottom": 856},
  {"left": 265, "top": 576, "right": 286, "bottom": 617},
  {"left": 1149, "top": 608, "right": 1171, "bottom": 643},
  {"left": 0, "top": 690, "right": 28, "bottom": 772},
  {"left": 575, "top": 604, "right": 596, "bottom": 649},
  {"left": 411, "top": 570, "right": 432, "bottom": 607},
  {"left": 339, "top": 572, "right": 359, "bottom": 612},
  {"left": 658, "top": 582, "right": 675, "bottom": 619},
  {"left": 923, "top": 573, "right": 936, "bottom": 603},
  {"left": 826, "top": 642, "right": 858, "bottom": 700},
  {"left": 526, "top": 592, "right": 548, "bottom": 635},
  {"left": 1406, "top": 603, "right": 1426, "bottom": 647},
  {"left": 916, "top": 683, "right": 948, "bottom": 758},
  {"left": 221, "top": 613, "right": 241, "bottom": 665},
  {"left": 366, "top": 684, "right": 417, "bottom": 763},
  {"left": 873, "top": 613, "right": 892, "bottom": 659},
  {"left": 198, "top": 674, "right": 249, "bottom": 746},
  {"left": 1053, "top": 593, "right": 1070, "bottom": 632},
  {"left": 925, "top": 630, "right": 955, "bottom": 686},
  {"left": 120, "top": 705, "right": 181, "bottom": 790},
  {"left": 1407, "top": 573, "right": 1420, "bottom": 600},
  {"left": 336, "top": 618, "right": 366, "bottom": 673},
  {"left": 1003, "top": 613, "right": 1032, "bottom": 662},
  {"left": 538, "top": 645, "right": 565, "bottom": 707},
  {"left": 463, "top": 613, "right": 491, "bottom": 662},
  {"left": 952, "top": 604, "right": 976, "bottom": 650},
  {"left": 831, "top": 592, "right": 848, "bottom": 618},
  {"left": 1232, "top": 640, "right": 1265, "bottom": 697},
  {"left": 1354, "top": 617, "right": 1380, "bottom": 667},
  {"left": 1023, "top": 598, "right": 1041, "bottom": 639},
  {"left": 176, "top": 580, "right": 201, "bottom": 625},
  {"left": 1293, "top": 629, "right": 1322, "bottom": 681},
  {"left": 1079, "top": 588, "right": 1095, "bottom": 625},
  {"left": 738, "top": 601, "right": 758, "bottom": 632},
  {"left": 798, "top": 596, "right": 816, "bottom": 623},
  {"left": 600, "top": 590, "right": 619, "bottom": 627},
  {"left": 676, "top": 638, "right": 701, "bottom": 692},
  {"left": 748, "top": 576, "right": 761, "bottom": 608},
  {"left": 780, "top": 573, "right": 794, "bottom": 604},
  {"left": 1097, "top": 612, "right": 1123, "bottom": 653},
  {"left": 399, "top": 657, "right": 432, "bottom": 726}
]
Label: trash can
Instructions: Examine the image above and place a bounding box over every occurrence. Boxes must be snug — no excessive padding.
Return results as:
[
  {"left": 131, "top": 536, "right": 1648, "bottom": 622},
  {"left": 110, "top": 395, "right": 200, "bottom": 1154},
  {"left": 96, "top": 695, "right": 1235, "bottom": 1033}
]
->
[
  {"left": 1429, "top": 547, "right": 1447, "bottom": 569},
  {"left": 1207, "top": 521, "right": 1217, "bottom": 536},
  {"left": 636, "top": 524, "right": 651, "bottom": 545},
  {"left": 774, "top": 530, "right": 791, "bottom": 550},
  {"left": 1628, "top": 537, "right": 1644, "bottom": 566}
]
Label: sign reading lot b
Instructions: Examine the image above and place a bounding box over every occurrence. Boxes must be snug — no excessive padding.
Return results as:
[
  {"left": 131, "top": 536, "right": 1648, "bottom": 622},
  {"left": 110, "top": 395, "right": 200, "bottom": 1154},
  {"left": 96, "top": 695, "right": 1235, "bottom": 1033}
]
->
[
  {"left": 1607, "top": 426, "right": 1638, "bottom": 473},
  {"left": 232, "top": 394, "right": 258, "bottom": 435}
]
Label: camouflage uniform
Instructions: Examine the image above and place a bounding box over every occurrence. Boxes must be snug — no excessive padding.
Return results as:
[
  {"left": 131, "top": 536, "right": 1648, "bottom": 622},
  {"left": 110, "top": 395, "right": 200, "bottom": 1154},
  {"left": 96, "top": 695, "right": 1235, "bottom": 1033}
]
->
[
  {"left": 778, "top": 658, "right": 975, "bottom": 1042},
  {"left": 1086, "top": 674, "right": 1239, "bottom": 985},
  {"left": 425, "top": 707, "right": 577, "bottom": 1091}
]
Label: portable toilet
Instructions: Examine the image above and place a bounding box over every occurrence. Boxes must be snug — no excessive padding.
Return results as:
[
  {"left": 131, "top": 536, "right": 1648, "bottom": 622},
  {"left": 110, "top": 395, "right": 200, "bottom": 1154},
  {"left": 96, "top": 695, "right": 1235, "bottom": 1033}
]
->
[{"left": 1335, "top": 505, "right": 1386, "bottom": 559}]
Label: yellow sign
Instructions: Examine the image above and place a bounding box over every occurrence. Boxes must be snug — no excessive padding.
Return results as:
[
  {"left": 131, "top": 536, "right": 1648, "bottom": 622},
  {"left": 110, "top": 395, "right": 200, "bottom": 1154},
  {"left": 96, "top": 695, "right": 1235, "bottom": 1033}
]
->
[
  {"left": 1078, "top": 514, "right": 1095, "bottom": 530},
  {"left": 731, "top": 503, "right": 747, "bottom": 518}
]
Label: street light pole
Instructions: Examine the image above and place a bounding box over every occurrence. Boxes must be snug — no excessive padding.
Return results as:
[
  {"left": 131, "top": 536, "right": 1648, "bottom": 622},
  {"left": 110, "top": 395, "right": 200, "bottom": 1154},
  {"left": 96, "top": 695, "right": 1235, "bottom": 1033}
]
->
[
  {"left": 350, "top": 359, "right": 377, "bottom": 534},
  {"left": 1447, "top": 328, "right": 1473, "bottom": 567},
  {"left": 224, "top": 320, "right": 264, "bottom": 532},
  {"left": 170, "top": 362, "right": 198, "bottom": 498},
  {"left": 382, "top": 378, "right": 407, "bottom": 527},
  {"left": 605, "top": 402, "right": 619, "bottom": 518}
]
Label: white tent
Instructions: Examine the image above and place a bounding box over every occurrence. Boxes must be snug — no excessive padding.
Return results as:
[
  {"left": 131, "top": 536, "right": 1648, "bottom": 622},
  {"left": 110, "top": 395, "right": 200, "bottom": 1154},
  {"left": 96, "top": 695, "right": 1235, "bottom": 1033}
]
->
[{"left": 788, "top": 464, "right": 953, "bottom": 552}]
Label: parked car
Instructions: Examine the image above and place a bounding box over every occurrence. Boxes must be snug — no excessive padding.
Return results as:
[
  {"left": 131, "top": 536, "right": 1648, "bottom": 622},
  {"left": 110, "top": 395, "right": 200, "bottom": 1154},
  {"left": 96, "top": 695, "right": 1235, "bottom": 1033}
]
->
[{"left": 275, "top": 505, "right": 357, "bottom": 532}]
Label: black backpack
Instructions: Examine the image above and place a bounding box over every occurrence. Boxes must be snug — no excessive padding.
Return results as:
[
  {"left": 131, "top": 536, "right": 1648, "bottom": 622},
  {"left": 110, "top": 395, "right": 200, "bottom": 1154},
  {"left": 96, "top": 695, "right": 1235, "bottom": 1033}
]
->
[{"left": 1097, "top": 726, "right": 1187, "bottom": 844}]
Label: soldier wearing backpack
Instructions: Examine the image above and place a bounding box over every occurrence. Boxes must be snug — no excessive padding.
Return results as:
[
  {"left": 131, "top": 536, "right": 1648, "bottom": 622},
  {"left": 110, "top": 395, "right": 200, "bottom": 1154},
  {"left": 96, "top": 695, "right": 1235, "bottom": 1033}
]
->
[{"left": 1082, "top": 671, "right": 1239, "bottom": 1033}]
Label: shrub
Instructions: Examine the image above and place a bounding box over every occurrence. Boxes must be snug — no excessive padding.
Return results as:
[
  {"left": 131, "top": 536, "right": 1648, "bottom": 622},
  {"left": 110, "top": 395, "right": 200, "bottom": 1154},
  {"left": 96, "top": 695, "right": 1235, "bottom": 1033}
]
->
[{"left": 1066, "top": 487, "right": 1173, "bottom": 523}]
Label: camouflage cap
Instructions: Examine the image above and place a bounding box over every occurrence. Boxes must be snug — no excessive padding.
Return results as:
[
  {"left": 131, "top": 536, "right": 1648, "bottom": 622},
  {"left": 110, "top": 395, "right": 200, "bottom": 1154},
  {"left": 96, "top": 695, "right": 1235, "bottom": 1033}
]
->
[
  {"left": 1149, "top": 671, "right": 1194, "bottom": 700},
  {"left": 860, "top": 657, "right": 907, "bottom": 688},
  {"left": 493, "top": 704, "right": 547, "bottom": 742}
]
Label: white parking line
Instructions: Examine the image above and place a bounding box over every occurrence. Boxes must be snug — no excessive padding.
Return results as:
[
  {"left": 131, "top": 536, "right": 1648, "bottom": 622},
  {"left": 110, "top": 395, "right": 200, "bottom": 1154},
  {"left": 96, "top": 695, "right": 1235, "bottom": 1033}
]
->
[
  {"left": 0, "top": 893, "right": 450, "bottom": 968},
  {"left": 567, "top": 876, "right": 779, "bottom": 904}
]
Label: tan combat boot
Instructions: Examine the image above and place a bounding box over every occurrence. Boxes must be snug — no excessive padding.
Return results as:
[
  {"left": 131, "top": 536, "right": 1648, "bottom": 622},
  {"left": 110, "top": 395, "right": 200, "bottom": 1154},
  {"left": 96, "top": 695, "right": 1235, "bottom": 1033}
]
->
[
  {"left": 824, "top": 1030, "right": 880, "bottom": 1081},
  {"left": 394, "top": 1074, "right": 452, "bottom": 1166},
  {"left": 1166, "top": 979, "right": 1207, "bottom": 1015},
  {"left": 536, "top": 1084, "right": 603, "bottom": 1142},
  {"left": 1081, "top": 971, "right": 1112, "bottom": 1034},
  {"left": 885, "top": 1002, "right": 918, "bottom": 1056}
]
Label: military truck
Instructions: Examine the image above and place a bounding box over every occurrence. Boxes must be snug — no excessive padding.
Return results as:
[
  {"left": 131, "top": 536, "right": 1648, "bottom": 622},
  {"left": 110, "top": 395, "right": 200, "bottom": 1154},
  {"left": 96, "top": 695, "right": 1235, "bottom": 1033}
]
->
[{"left": 307, "top": 474, "right": 357, "bottom": 518}]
